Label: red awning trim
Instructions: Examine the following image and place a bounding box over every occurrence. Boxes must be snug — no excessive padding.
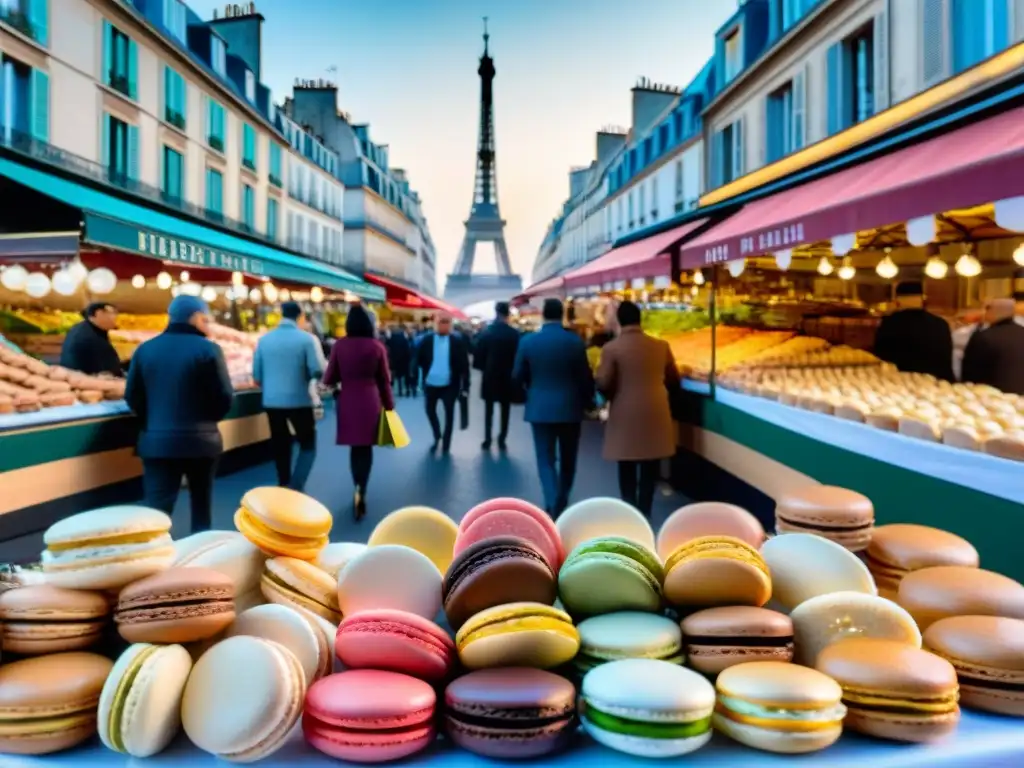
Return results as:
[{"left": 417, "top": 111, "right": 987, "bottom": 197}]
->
[
  {"left": 680, "top": 105, "right": 1024, "bottom": 270},
  {"left": 364, "top": 273, "right": 468, "bottom": 319},
  {"left": 563, "top": 219, "right": 708, "bottom": 290}
]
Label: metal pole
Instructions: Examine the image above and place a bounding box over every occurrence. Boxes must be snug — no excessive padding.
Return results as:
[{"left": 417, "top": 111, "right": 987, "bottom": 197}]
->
[{"left": 709, "top": 265, "right": 718, "bottom": 399}]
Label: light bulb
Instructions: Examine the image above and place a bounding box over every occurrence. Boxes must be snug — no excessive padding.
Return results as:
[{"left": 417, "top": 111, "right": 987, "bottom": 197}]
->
[
  {"left": 1013, "top": 244, "right": 1024, "bottom": 267},
  {"left": 837, "top": 261, "right": 856, "bottom": 280},
  {"left": 249, "top": 288, "right": 262, "bottom": 303},
  {"left": 232, "top": 271, "right": 245, "bottom": 286},
  {"left": 156, "top": 271, "right": 173, "bottom": 290},
  {"left": 263, "top": 283, "right": 279, "bottom": 302},
  {"left": 180, "top": 270, "right": 190, "bottom": 282},
  {"left": 279, "top": 289, "right": 291, "bottom": 301},
  {"left": 693, "top": 270, "right": 705, "bottom": 286},
  {"left": 201, "top": 286, "right": 217, "bottom": 302},
  {"left": 954, "top": 254, "right": 982, "bottom": 277},
  {"left": 726, "top": 260, "right": 746, "bottom": 278},
  {"left": 310, "top": 286, "right": 324, "bottom": 303},
  {"left": 67, "top": 259, "right": 88, "bottom": 283},
  {"left": 875, "top": 255, "right": 899, "bottom": 280},
  {"left": 817, "top": 256, "right": 834, "bottom": 276},
  {"left": 689, "top": 284, "right": 699, "bottom": 297},
  {"left": 924, "top": 257, "right": 948, "bottom": 279},
  {"left": 180, "top": 281, "right": 202, "bottom": 296},
  {"left": 131, "top": 274, "right": 146, "bottom": 289}
]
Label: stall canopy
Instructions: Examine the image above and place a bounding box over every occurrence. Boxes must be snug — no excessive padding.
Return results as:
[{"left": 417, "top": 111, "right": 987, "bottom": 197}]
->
[
  {"left": 564, "top": 218, "right": 709, "bottom": 291},
  {"left": 363, "top": 273, "right": 468, "bottom": 320},
  {"left": 680, "top": 105, "right": 1024, "bottom": 270},
  {"left": 0, "top": 157, "right": 385, "bottom": 302},
  {"left": 515, "top": 275, "right": 565, "bottom": 303}
]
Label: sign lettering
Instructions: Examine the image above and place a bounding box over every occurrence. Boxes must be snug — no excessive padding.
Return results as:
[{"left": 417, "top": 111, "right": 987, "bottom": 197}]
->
[
  {"left": 703, "top": 244, "right": 730, "bottom": 264},
  {"left": 136, "top": 231, "right": 265, "bottom": 275},
  {"left": 740, "top": 223, "right": 806, "bottom": 256}
]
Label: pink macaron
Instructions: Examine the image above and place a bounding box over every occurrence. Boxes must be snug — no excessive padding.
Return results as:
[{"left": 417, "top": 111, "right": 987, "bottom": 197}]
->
[
  {"left": 456, "top": 498, "right": 565, "bottom": 571},
  {"left": 335, "top": 609, "right": 456, "bottom": 682},
  {"left": 303, "top": 670, "right": 437, "bottom": 763}
]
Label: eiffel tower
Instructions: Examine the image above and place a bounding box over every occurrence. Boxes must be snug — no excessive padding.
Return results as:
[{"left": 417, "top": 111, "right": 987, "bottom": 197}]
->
[{"left": 443, "top": 19, "right": 522, "bottom": 309}]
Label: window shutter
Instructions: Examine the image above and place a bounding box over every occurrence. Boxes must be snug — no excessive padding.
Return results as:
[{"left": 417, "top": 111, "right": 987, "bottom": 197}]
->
[
  {"left": 826, "top": 42, "right": 844, "bottom": 135},
  {"left": 712, "top": 131, "right": 724, "bottom": 188},
  {"left": 29, "top": 69, "right": 49, "bottom": 142},
  {"left": 764, "top": 97, "right": 776, "bottom": 164},
  {"left": 733, "top": 117, "right": 745, "bottom": 177},
  {"left": 921, "top": 0, "right": 950, "bottom": 87},
  {"left": 792, "top": 66, "right": 807, "bottom": 149},
  {"left": 127, "top": 39, "right": 138, "bottom": 99},
  {"left": 873, "top": 10, "right": 890, "bottom": 113},
  {"left": 162, "top": 66, "right": 171, "bottom": 116},
  {"left": 101, "top": 113, "right": 110, "bottom": 167},
  {"left": 102, "top": 21, "right": 113, "bottom": 85},
  {"left": 28, "top": 0, "right": 48, "bottom": 46},
  {"left": 0, "top": 65, "right": 8, "bottom": 141},
  {"left": 177, "top": 72, "right": 187, "bottom": 121},
  {"left": 127, "top": 124, "right": 139, "bottom": 180}
]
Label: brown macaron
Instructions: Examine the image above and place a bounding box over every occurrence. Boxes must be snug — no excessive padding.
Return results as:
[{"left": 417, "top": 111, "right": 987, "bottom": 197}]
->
[
  {"left": 774, "top": 485, "right": 874, "bottom": 552},
  {"left": 115, "top": 567, "right": 236, "bottom": 643},
  {"left": 923, "top": 616, "right": 1024, "bottom": 717},
  {"left": 866, "top": 525, "right": 979, "bottom": 600},
  {"left": 896, "top": 566, "right": 1024, "bottom": 632},
  {"left": 680, "top": 606, "right": 793, "bottom": 675},
  {"left": 0, "top": 585, "right": 110, "bottom": 655}
]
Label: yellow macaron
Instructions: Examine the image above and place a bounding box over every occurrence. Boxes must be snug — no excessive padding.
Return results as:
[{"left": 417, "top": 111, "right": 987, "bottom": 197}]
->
[
  {"left": 368, "top": 506, "right": 459, "bottom": 574},
  {"left": 235, "top": 488, "right": 332, "bottom": 561},
  {"left": 456, "top": 602, "right": 579, "bottom": 670},
  {"left": 664, "top": 536, "right": 772, "bottom": 608}
]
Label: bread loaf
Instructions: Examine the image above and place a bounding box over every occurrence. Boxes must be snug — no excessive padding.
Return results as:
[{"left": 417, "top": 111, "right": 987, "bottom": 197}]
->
[
  {"left": 983, "top": 433, "right": 1024, "bottom": 462},
  {"left": 40, "top": 391, "right": 76, "bottom": 408},
  {"left": 76, "top": 390, "right": 103, "bottom": 404},
  {"left": 0, "top": 394, "right": 12, "bottom": 414}
]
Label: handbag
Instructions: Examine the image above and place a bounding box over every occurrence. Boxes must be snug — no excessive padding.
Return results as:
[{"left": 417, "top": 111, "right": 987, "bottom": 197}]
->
[{"left": 376, "top": 409, "right": 410, "bottom": 449}]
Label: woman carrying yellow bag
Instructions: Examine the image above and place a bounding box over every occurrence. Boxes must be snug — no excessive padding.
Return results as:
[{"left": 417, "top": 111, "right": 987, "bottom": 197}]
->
[{"left": 377, "top": 409, "right": 410, "bottom": 449}]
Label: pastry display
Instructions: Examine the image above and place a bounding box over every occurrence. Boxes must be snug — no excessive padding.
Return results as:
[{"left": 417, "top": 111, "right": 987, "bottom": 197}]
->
[
  {"left": 656, "top": 501, "right": 765, "bottom": 561},
  {"left": 260, "top": 556, "right": 342, "bottom": 624},
  {"left": 0, "top": 584, "right": 110, "bottom": 654},
  {"left": 337, "top": 544, "right": 443, "bottom": 620},
  {"left": 335, "top": 608, "right": 455, "bottom": 682},
  {"left": 454, "top": 497, "right": 564, "bottom": 572},
  {"left": 228, "top": 604, "right": 334, "bottom": 685},
  {"left": 369, "top": 505, "right": 460, "bottom": 574},
  {"left": 896, "top": 565, "right": 1024, "bottom": 631},
  {"left": 114, "top": 567, "right": 236, "bottom": 643},
  {"left": 456, "top": 602, "right": 580, "bottom": 670},
  {"left": 235, "top": 486, "right": 333, "bottom": 561},
  {"left": 663, "top": 535, "right": 772, "bottom": 608},
  {"left": 866, "top": 524, "right": 979, "bottom": 600},
  {"left": 555, "top": 496, "right": 656, "bottom": 553},
  {"left": 680, "top": 606, "right": 794, "bottom": 674},
  {"left": 761, "top": 532, "right": 877, "bottom": 611}
]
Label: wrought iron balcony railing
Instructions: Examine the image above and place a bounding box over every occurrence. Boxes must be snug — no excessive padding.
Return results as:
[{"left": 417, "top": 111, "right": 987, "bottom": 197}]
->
[{"left": 0, "top": 7, "right": 43, "bottom": 44}]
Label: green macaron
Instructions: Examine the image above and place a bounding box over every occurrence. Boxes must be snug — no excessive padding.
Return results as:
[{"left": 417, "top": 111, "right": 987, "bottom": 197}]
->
[
  {"left": 573, "top": 611, "right": 684, "bottom": 680},
  {"left": 558, "top": 537, "right": 664, "bottom": 616}
]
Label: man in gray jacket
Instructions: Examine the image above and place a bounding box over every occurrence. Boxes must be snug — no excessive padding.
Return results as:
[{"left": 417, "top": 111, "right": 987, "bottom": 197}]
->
[{"left": 253, "top": 301, "right": 324, "bottom": 491}]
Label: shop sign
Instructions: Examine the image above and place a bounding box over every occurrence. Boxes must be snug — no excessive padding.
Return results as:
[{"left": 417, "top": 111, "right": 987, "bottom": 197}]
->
[
  {"left": 739, "top": 223, "right": 806, "bottom": 256},
  {"left": 653, "top": 275, "right": 671, "bottom": 289},
  {"left": 135, "top": 231, "right": 265, "bottom": 275},
  {"left": 703, "top": 244, "right": 731, "bottom": 264},
  {"left": 631, "top": 278, "right": 646, "bottom": 290}
]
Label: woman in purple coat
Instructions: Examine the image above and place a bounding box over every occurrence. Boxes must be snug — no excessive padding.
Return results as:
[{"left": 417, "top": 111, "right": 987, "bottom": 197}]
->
[{"left": 322, "top": 305, "right": 395, "bottom": 520}]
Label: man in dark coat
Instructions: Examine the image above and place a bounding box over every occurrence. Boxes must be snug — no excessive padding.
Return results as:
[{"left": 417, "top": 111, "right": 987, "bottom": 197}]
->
[
  {"left": 60, "top": 302, "right": 122, "bottom": 376},
  {"left": 415, "top": 313, "right": 471, "bottom": 454},
  {"left": 385, "top": 324, "right": 413, "bottom": 397},
  {"left": 962, "top": 298, "right": 1024, "bottom": 395},
  {"left": 125, "top": 295, "right": 234, "bottom": 532},
  {"left": 873, "top": 282, "right": 954, "bottom": 381},
  {"left": 474, "top": 301, "right": 521, "bottom": 451}
]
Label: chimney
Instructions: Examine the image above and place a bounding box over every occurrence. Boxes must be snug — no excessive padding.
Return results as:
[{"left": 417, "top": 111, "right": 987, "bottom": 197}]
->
[
  {"left": 630, "top": 78, "right": 681, "bottom": 138},
  {"left": 595, "top": 130, "right": 626, "bottom": 165},
  {"left": 208, "top": 3, "right": 264, "bottom": 80}
]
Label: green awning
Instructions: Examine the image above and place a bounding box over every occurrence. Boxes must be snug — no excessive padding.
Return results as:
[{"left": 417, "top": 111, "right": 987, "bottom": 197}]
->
[{"left": 0, "top": 157, "right": 384, "bottom": 301}]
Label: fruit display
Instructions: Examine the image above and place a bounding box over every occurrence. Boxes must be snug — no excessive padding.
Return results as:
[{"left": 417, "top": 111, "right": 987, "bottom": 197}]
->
[
  {"left": 660, "top": 327, "right": 795, "bottom": 379},
  {"left": 0, "top": 346, "right": 125, "bottom": 415},
  {"left": 0, "top": 309, "right": 81, "bottom": 333}
]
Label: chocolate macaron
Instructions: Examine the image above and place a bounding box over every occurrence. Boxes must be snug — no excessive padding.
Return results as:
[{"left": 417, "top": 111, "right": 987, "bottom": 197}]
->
[
  {"left": 445, "top": 668, "right": 576, "bottom": 758},
  {"left": 866, "top": 524, "right": 978, "bottom": 600},
  {"left": 115, "top": 567, "right": 235, "bottom": 643},
  {"left": 443, "top": 536, "right": 556, "bottom": 631},
  {"left": 681, "top": 607, "right": 794, "bottom": 675},
  {"left": 774, "top": 486, "right": 874, "bottom": 552}
]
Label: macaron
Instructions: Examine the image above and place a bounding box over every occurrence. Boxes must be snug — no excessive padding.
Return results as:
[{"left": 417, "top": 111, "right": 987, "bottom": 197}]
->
[
  {"left": 663, "top": 536, "right": 771, "bottom": 608},
  {"left": 172, "top": 530, "right": 266, "bottom": 605},
  {"left": 315, "top": 541, "right": 368, "bottom": 578},
  {"left": 182, "top": 635, "right": 306, "bottom": 762},
  {"left": 681, "top": 606, "right": 794, "bottom": 675},
  {"left": 774, "top": 485, "right": 875, "bottom": 552},
  {"left": 558, "top": 536, "right": 663, "bottom": 615},
  {"left": 115, "top": 567, "right": 235, "bottom": 644},
  {"left": 444, "top": 535, "right": 556, "bottom": 631},
  {"left": 897, "top": 566, "right": 1024, "bottom": 631},
  {"left": 556, "top": 496, "right": 656, "bottom": 554},
  {"left": 335, "top": 608, "right": 456, "bottom": 682},
  {"left": 41, "top": 506, "right": 175, "bottom": 589},
  {"left": 923, "top": 616, "right": 1024, "bottom": 716},
  {"left": 0, "top": 651, "right": 114, "bottom": 754},
  {"left": 304, "top": 669, "right": 436, "bottom": 763},
  {"left": 97, "top": 643, "right": 194, "bottom": 757},
  {"left": 866, "top": 524, "right": 979, "bottom": 599},
  {"left": 714, "top": 661, "right": 846, "bottom": 754},
  {"left": 791, "top": 591, "right": 922, "bottom": 666},
  {"left": 456, "top": 602, "right": 579, "bottom": 670},
  {"left": 656, "top": 501, "right": 765, "bottom": 560},
  {"left": 337, "top": 544, "right": 442, "bottom": 621},
  {"left": 0, "top": 584, "right": 110, "bottom": 654},
  {"left": 816, "top": 637, "right": 960, "bottom": 742},
  {"left": 445, "top": 668, "right": 576, "bottom": 758},
  {"left": 235, "top": 486, "right": 332, "bottom": 561},
  {"left": 575, "top": 612, "right": 683, "bottom": 677},
  {"left": 456, "top": 497, "right": 565, "bottom": 571},
  {"left": 261, "top": 556, "right": 342, "bottom": 624},
  {"left": 369, "top": 505, "right": 459, "bottom": 574},
  {"left": 228, "top": 603, "right": 331, "bottom": 685},
  {"left": 761, "top": 532, "right": 876, "bottom": 611},
  {"left": 580, "top": 658, "right": 716, "bottom": 757}
]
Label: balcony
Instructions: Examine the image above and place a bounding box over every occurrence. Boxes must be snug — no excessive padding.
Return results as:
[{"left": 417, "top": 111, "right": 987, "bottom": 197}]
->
[
  {"left": 0, "top": 7, "right": 43, "bottom": 44},
  {"left": 242, "top": 158, "right": 256, "bottom": 173},
  {"left": 269, "top": 173, "right": 282, "bottom": 188},
  {"left": 208, "top": 135, "right": 224, "bottom": 153},
  {"left": 108, "top": 72, "right": 132, "bottom": 99},
  {"left": 165, "top": 109, "right": 185, "bottom": 131}
]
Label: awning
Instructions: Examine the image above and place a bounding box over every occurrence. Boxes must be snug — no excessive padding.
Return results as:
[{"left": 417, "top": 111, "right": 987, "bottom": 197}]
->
[
  {"left": 0, "top": 156, "right": 385, "bottom": 302},
  {"left": 364, "top": 273, "right": 468, "bottom": 320},
  {"left": 680, "top": 105, "right": 1024, "bottom": 269},
  {"left": 516, "top": 275, "right": 565, "bottom": 303},
  {"left": 565, "top": 218, "right": 708, "bottom": 290}
]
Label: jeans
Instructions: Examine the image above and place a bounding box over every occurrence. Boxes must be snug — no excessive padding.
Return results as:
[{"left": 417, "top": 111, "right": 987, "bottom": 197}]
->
[
  {"left": 424, "top": 384, "right": 457, "bottom": 451},
  {"left": 350, "top": 446, "right": 373, "bottom": 490},
  {"left": 265, "top": 407, "right": 317, "bottom": 492},
  {"left": 142, "top": 457, "right": 218, "bottom": 533},
  {"left": 484, "top": 399, "right": 511, "bottom": 444},
  {"left": 530, "top": 422, "right": 582, "bottom": 516},
  {"left": 618, "top": 459, "right": 661, "bottom": 516}
]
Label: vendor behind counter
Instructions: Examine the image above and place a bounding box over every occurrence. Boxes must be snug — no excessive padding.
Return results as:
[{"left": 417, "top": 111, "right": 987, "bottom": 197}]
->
[
  {"left": 59, "top": 302, "right": 123, "bottom": 377},
  {"left": 872, "top": 281, "right": 954, "bottom": 382}
]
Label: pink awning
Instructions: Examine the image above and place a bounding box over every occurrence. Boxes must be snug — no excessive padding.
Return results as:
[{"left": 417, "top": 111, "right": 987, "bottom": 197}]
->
[
  {"left": 516, "top": 276, "right": 565, "bottom": 302},
  {"left": 563, "top": 219, "right": 708, "bottom": 290},
  {"left": 680, "top": 105, "right": 1024, "bottom": 269}
]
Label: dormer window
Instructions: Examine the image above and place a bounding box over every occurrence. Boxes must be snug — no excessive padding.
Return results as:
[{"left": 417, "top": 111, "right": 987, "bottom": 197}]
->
[
  {"left": 164, "top": 0, "right": 187, "bottom": 41},
  {"left": 244, "top": 70, "right": 255, "bottom": 102},
  {"left": 210, "top": 36, "right": 226, "bottom": 76},
  {"left": 724, "top": 28, "right": 742, "bottom": 82}
]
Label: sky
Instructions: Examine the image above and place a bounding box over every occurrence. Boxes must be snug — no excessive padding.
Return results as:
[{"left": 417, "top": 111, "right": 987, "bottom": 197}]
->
[{"left": 188, "top": 0, "right": 735, "bottom": 288}]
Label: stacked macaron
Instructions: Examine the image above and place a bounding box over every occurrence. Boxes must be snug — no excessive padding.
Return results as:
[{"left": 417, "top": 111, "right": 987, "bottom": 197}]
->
[
  {"left": 866, "top": 524, "right": 980, "bottom": 599},
  {"left": 774, "top": 485, "right": 875, "bottom": 552}
]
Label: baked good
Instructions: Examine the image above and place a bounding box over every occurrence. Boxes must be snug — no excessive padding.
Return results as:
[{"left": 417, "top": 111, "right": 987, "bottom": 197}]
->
[
  {"left": 663, "top": 536, "right": 771, "bottom": 608},
  {"left": 558, "top": 536, "right": 663, "bottom": 615},
  {"left": 680, "top": 606, "right": 794, "bottom": 675},
  {"left": 234, "top": 486, "right": 332, "bottom": 561},
  {"left": 761, "top": 532, "right": 876, "bottom": 611},
  {"left": 774, "top": 485, "right": 874, "bottom": 552},
  {"left": 0, "top": 584, "right": 109, "bottom": 654},
  {"left": 227, "top": 603, "right": 333, "bottom": 685},
  {"left": 172, "top": 530, "right": 265, "bottom": 608},
  {"left": 115, "top": 567, "right": 235, "bottom": 644},
  {"left": 314, "top": 542, "right": 367, "bottom": 579},
  {"left": 555, "top": 496, "right": 656, "bottom": 554},
  {"left": 335, "top": 608, "right": 455, "bottom": 682},
  {"left": 897, "top": 566, "right": 1024, "bottom": 631},
  {"left": 260, "top": 556, "right": 341, "bottom": 624},
  {"left": 866, "top": 524, "right": 978, "bottom": 600},
  {"left": 574, "top": 611, "right": 683, "bottom": 678},
  {"left": 455, "top": 497, "right": 565, "bottom": 571},
  {"left": 337, "top": 544, "right": 442, "bottom": 620},
  {"left": 369, "top": 505, "right": 459, "bottom": 574},
  {"left": 456, "top": 602, "right": 579, "bottom": 670},
  {"left": 655, "top": 501, "right": 765, "bottom": 560}
]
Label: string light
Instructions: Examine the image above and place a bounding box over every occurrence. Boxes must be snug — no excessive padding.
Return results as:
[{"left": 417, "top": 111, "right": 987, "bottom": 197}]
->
[
  {"left": 131, "top": 274, "right": 146, "bottom": 289},
  {"left": 875, "top": 248, "right": 899, "bottom": 279},
  {"left": 817, "top": 256, "right": 834, "bottom": 276},
  {"left": 837, "top": 258, "right": 856, "bottom": 280},
  {"left": 954, "top": 253, "right": 982, "bottom": 277},
  {"left": 924, "top": 257, "right": 948, "bottom": 279},
  {"left": 692, "top": 270, "right": 705, "bottom": 286},
  {"left": 156, "top": 271, "right": 173, "bottom": 290},
  {"left": 1013, "top": 243, "right": 1024, "bottom": 267}
]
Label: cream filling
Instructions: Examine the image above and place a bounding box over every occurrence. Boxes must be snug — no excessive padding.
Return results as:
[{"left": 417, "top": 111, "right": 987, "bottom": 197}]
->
[{"left": 718, "top": 695, "right": 846, "bottom": 723}]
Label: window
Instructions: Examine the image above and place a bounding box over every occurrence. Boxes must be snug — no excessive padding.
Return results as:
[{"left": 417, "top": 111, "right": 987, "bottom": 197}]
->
[
  {"left": 0, "top": 0, "right": 48, "bottom": 45},
  {"left": 627, "top": 191, "right": 634, "bottom": 228},
  {"left": 952, "top": 0, "right": 1009, "bottom": 73},
  {"left": 827, "top": 21, "right": 879, "bottom": 135},
  {"left": 163, "top": 0, "right": 187, "bottom": 42},
  {"left": 269, "top": 142, "right": 282, "bottom": 186},
  {"left": 650, "top": 176, "right": 658, "bottom": 220},
  {"left": 781, "top": 0, "right": 802, "bottom": 31},
  {"left": 0, "top": 59, "right": 48, "bottom": 142},
  {"left": 713, "top": 118, "right": 744, "bottom": 187},
  {"left": 723, "top": 28, "right": 742, "bottom": 82},
  {"left": 241, "top": 183, "right": 255, "bottom": 229},
  {"left": 674, "top": 160, "right": 683, "bottom": 198},
  {"left": 244, "top": 69, "right": 256, "bottom": 102},
  {"left": 307, "top": 219, "right": 319, "bottom": 257},
  {"left": 206, "top": 98, "right": 225, "bottom": 151},
  {"left": 638, "top": 184, "right": 646, "bottom": 225},
  {"left": 241, "top": 122, "right": 256, "bottom": 171},
  {"left": 102, "top": 21, "right": 137, "bottom": 99},
  {"left": 616, "top": 198, "right": 623, "bottom": 232},
  {"left": 163, "top": 66, "right": 186, "bottom": 130},
  {"left": 205, "top": 166, "right": 223, "bottom": 214},
  {"left": 266, "top": 197, "right": 278, "bottom": 240},
  {"left": 766, "top": 70, "right": 806, "bottom": 164},
  {"left": 162, "top": 146, "right": 183, "bottom": 202},
  {"left": 210, "top": 35, "right": 226, "bottom": 76},
  {"left": 101, "top": 112, "right": 138, "bottom": 182}
]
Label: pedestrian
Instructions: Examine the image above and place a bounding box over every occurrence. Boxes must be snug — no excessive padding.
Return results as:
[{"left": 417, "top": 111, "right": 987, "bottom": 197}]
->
[
  {"left": 474, "top": 301, "right": 521, "bottom": 451},
  {"left": 873, "top": 281, "right": 954, "bottom": 381},
  {"left": 405, "top": 326, "right": 419, "bottom": 396},
  {"left": 385, "top": 323, "right": 413, "bottom": 397},
  {"left": 961, "top": 298, "right": 1024, "bottom": 395},
  {"left": 252, "top": 301, "right": 324, "bottom": 492},
  {"left": 415, "top": 312, "right": 471, "bottom": 454},
  {"left": 124, "top": 295, "right": 234, "bottom": 533},
  {"left": 513, "top": 298, "right": 594, "bottom": 518},
  {"left": 321, "top": 304, "right": 395, "bottom": 520},
  {"left": 60, "top": 302, "right": 123, "bottom": 376},
  {"left": 595, "top": 300, "right": 680, "bottom": 516}
]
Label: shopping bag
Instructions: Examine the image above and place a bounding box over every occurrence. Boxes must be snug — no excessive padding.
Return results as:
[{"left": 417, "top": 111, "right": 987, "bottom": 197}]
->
[{"left": 376, "top": 409, "right": 410, "bottom": 449}]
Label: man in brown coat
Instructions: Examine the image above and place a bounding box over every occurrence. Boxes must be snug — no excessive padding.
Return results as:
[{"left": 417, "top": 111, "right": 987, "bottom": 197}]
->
[{"left": 595, "top": 301, "right": 681, "bottom": 516}]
